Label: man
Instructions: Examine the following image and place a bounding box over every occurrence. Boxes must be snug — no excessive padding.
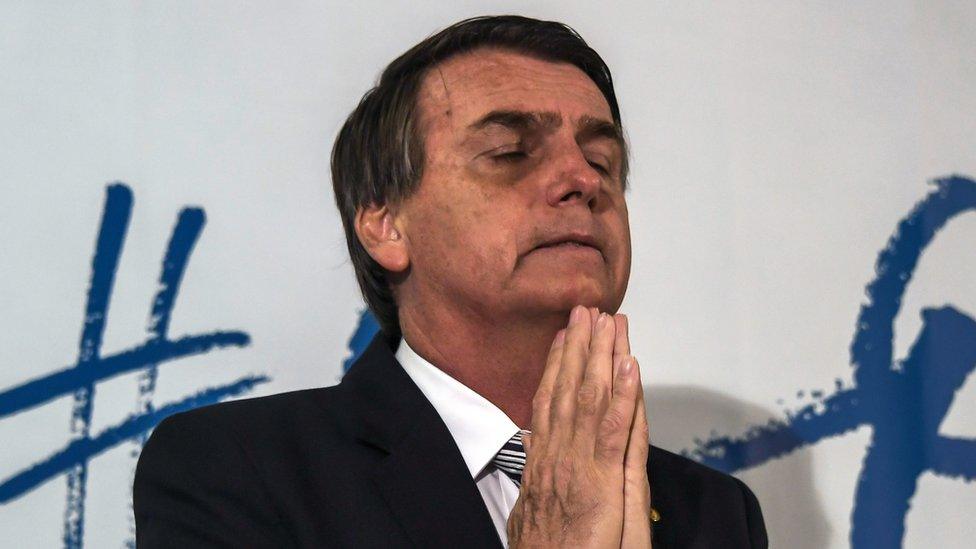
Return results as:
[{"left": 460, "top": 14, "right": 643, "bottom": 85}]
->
[{"left": 134, "top": 15, "right": 767, "bottom": 548}]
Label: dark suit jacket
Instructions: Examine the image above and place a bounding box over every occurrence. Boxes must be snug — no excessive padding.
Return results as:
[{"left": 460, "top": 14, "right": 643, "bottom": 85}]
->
[{"left": 134, "top": 335, "right": 767, "bottom": 548}]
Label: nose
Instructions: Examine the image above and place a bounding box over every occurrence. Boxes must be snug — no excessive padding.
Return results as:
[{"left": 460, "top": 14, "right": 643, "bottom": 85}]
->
[{"left": 544, "top": 144, "right": 603, "bottom": 209}]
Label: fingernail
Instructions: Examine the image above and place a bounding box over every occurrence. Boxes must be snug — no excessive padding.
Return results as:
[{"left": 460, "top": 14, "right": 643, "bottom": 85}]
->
[
  {"left": 597, "top": 312, "right": 610, "bottom": 330},
  {"left": 554, "top": 329, "right": 566, "bottom": 344},
  {"left": 571, "top": 305, "right": 584, "bottom": 324},
  {"left": 621, "top": 357, "right": 636, "bottom": 376}
]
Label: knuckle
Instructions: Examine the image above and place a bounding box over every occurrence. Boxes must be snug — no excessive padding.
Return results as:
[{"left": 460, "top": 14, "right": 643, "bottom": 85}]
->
[
  {"left": 575, "top": 382, "right": 601, "bottom": 414},
  {"left": 553, "top": 454, "right": 575, "bottom": 483},
  {"left": 613, "top": 377, "right": 635, "bottom": 398},
  {"left": 595, "top": 435, "right": 626, "bottom": 458},
  {"left": 531, "top": 464, "right": 553, "bottom": 488},
  {"left": 553, "top": 378, "right": 575, "bottom": 398},
  {"left": 532, "top": 390, "right": 551, "bottom": 411},
  {"left": 599, "top": 408, "right": 628, "bottom": 436}
]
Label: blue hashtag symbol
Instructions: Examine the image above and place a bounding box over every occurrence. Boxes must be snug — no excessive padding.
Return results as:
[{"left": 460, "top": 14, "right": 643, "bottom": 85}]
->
[{"left": 0, "top": 184, "right": 270, "bottom": 548}]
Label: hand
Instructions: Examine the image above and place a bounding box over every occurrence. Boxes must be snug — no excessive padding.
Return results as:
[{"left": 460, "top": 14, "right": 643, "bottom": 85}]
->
[
  {"left": 507, "top": 305, "right": 644, "bottom": 548},
  {"left": 594, "top": 310, "right": 653, "bottom": 548},
  {"left": 612, "top": 314, "right": 653, "bottom": 548}
]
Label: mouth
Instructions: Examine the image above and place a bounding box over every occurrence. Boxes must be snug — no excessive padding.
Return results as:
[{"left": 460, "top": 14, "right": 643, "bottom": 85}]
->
[{"left": 531, "top": 234, "right": 604, "bottom": 260}]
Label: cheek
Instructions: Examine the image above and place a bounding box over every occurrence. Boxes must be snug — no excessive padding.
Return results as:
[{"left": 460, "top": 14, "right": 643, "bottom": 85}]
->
[
  {"left": 409, "top": 189, "right": 520, "bottom": 282},
  {"left": 605, "top": 205, "right": 632, "bottom": 275}
]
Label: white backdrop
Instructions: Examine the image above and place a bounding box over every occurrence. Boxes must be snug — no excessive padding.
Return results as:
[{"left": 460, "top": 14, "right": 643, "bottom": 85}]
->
[{"left": 2, "top": 1, "right": 975, "bottom": 547}]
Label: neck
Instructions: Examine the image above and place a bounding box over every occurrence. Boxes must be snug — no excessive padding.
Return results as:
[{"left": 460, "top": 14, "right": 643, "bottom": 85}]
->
[{"left": 398, "top": 303, "right": 566, "bottom": 429}]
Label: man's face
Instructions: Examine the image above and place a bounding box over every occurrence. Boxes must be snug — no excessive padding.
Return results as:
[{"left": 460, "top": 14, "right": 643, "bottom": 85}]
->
[{"left": 397, "top": 48, "right": 631, "bottom": 322}]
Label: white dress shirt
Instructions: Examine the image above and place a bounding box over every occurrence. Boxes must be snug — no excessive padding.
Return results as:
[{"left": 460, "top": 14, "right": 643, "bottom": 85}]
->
[{"left": 396, "top": 339, "right": 521, "bottom": 547}]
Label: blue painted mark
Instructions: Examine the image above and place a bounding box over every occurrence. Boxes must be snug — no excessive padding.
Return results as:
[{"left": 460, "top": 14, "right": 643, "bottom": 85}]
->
[
  {"left": 136, "top": 208, "right": 207, "bottom": 422},
  {"left": 343, "top": 309, "right": 380, "bottom": 373},
  {"left": 0, "top": 333, "right": 249, "bottom": 420},
  {"left": 689, "top": 175, "right": 976, "bottom": 547},
  {"left": 123, "top": 206, "right": 209, "bottom": 542},
  {"left": 0, "top": 184, "right": 269, "bottom": 549},
  {"left": 64, "top": 185, "right": 132, "bottom": 546}
]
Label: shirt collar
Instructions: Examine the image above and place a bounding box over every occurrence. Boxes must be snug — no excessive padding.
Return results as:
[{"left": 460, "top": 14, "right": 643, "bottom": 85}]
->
[{"left": 396, "top": 338, "right": 519, "bottom": 478}]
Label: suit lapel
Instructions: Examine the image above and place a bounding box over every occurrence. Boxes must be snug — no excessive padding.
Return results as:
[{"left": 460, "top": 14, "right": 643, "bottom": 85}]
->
[{"left": 340, "top": 335, "right": 503, "bottom": 549}]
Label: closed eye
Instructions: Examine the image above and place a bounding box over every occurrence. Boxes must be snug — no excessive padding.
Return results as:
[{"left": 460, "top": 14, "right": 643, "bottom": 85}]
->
[
  {"left": 588, "top": 160, "right": 609, "bottom": 175},
  {"left": 493, "top": 150, "right": 528, "bottom": 163}
]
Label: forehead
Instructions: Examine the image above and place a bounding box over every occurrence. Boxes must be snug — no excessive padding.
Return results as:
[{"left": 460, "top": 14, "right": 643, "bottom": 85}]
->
[{"left": 416, "top": 48, "right": 613, "bottom": 131}]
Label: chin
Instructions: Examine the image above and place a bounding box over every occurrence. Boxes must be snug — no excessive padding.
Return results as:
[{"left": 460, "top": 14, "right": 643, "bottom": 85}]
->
[{"left": 524, "top": 281, "right": 619, "bottom": 315}]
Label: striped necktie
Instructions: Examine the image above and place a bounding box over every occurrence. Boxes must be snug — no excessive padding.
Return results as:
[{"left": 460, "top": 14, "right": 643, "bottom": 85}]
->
[{"left": 493, "top": 430, "right": 530, "bottom": 487}]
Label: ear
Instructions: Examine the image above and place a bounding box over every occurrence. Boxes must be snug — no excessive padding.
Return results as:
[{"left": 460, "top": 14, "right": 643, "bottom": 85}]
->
[{"left": 354, "top": 203, "right": 409, "bottom": 273}]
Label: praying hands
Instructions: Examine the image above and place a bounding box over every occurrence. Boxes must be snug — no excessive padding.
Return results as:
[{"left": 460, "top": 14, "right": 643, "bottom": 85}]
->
[{"left": 508, "top": 305, "right": 653, "bottom": 548}]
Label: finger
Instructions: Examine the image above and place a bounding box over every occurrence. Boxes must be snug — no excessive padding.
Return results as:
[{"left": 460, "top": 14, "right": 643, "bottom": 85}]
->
[
  {"left": 550, "top": 305, "right": 593, "bottom": 439},
  {"left": 613, "top": 313, "right": 630, "bottom": 357},
  {"left": 586, "top": 312, "right": 616, "bottom": 389},
  {"left": 612, "top": 314, "right": 629, "bottom": 380},
  {"left": 624, "top": 376, "right": 649, "bottom": 477},
  {"left": 574, "top": 313, "right": 616, "bottom": 441},
  {"left": 622, "top": 361, "right": 652, "bottom": 547},
  {"left": 519, "top": 431, "right": 535, "bottom": 488},
  {"left": 594, "top": 355, "right": 640, "bottom": 464},
  {"left": 589, "top": 307, "right": 600, "bottom": 338},
  {"left": 530, "top": 329, "right": 566, "bottom": 441},
  {"left": 507, "top": 497, "right": 525, "bottom": 544}
]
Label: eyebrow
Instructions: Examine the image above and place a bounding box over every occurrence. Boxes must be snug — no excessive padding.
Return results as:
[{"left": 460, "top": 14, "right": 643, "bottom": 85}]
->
[
  {"left": 467, "top": 109, "right": 623, "bottom": 148},
  {"left": 576, "top": 114, "right": 624, "bottom": 147},
  {"left": 468, "top": 109, "right": 562, "bottom": 132}
]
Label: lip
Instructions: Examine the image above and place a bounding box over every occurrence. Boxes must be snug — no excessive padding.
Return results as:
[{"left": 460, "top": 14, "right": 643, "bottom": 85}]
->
[{"left": 530, "top": 233, "right": 604, "bottom": 260}]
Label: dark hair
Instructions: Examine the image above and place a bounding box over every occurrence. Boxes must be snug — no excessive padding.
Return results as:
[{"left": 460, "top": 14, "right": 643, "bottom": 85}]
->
[{"left": 331, "top": 15, "right": 626, "bottom": 341}]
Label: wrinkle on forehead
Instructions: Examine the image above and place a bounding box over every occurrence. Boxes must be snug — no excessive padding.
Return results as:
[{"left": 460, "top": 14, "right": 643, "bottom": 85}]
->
[
  {"left": 432, "top": 65, "right": 453, "bottom": 118},
  {"left": 415, "top": 64, "right": 457, "bottom": 146}
]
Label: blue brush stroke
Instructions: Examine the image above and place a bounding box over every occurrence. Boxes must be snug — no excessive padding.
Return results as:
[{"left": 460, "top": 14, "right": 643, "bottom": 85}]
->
[
  {"left": 136, "top": 208, "right": 206, "bottom": 421},
  {"left": 64, "top": 184, "right": 132, "bottom": 546},
  {"left": 0, "top": 333, "right": 249, "bottom": 420},
  {"left": 125, "top": 205, "right": 212, "bottom": 544},
  {"left": 343, "top": 309, "right": 380, "bottom": 373},
  {"left": 689, "top": 175, "right": 976, "bottom": 547}
]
